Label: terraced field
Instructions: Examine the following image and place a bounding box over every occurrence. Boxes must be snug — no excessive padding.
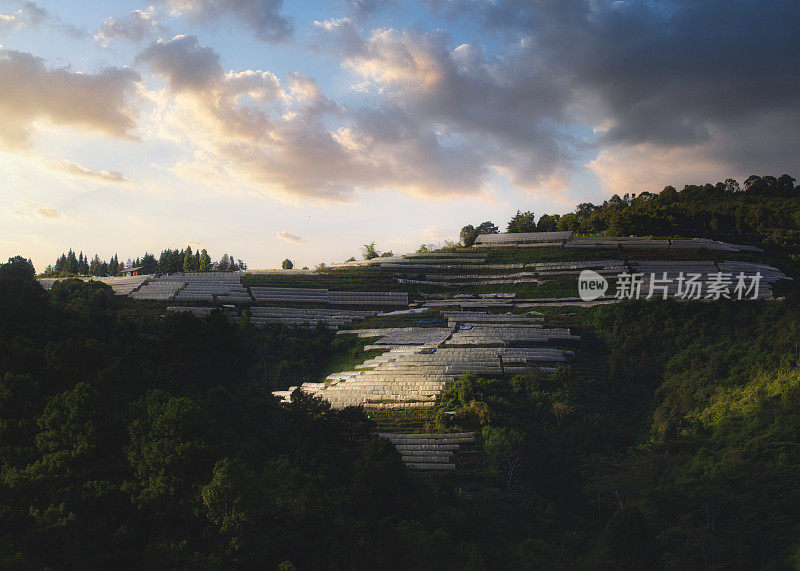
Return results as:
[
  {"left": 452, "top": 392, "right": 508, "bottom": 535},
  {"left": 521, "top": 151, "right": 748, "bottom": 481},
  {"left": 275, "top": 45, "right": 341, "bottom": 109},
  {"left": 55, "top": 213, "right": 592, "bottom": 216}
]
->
[{"left": 40, "top": 234, "right": 790, "bottom": 471}]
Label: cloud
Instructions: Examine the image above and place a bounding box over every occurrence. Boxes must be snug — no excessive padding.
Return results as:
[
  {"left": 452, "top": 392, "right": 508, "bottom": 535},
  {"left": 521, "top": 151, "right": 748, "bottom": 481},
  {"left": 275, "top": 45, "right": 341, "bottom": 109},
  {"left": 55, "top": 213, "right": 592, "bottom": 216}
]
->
[
  {"left": 35, "top": 207, "right": 59, "bottom": 218},
  {"left": 423, "top": 0, "right": 800, "bottom": 191},
  {"left": 588, "top": 110, "right": 800, "bottom": 195},
  {"left": 0, "top": 1, "right": 84, "bottom": 37},
  {"left": 331, "top": 0, "right": 394, "bottom": 21},
  {"left": 137, "top": 35, "right": 223, "bottom": 92},
  {"left": 137, "top": 35, "right": 486, "bottom": 202},
  {"left": 0, "top": 48, "right": 140, "bottom": 150},
  {"left": 50, "top": 159, "right": 128, "bottom": 183},
  {"left": 324, "top": 25, "right": 578, "bottom": 192},
  {"left": 159, "top": 0, "right": 292, "bottom": 42},
  {"left": 138, "top": 0, "right": 799, "bottom": 206},
  {"left": 276, "top": 231, "right": 305, "bottom": 243},
  {"left": 95, "top": 7, "right": 161, "bottom": 47},
  {"left": 0, "top": 1, "right": 47, "bottom": 29}
]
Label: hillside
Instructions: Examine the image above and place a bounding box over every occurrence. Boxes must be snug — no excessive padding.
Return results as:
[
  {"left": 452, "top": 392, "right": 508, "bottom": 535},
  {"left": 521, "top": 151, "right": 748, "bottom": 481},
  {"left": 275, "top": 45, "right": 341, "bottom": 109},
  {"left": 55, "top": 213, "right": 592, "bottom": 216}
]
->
[{"left": 4, "top": 184, "right": 800, "bottom": 568}]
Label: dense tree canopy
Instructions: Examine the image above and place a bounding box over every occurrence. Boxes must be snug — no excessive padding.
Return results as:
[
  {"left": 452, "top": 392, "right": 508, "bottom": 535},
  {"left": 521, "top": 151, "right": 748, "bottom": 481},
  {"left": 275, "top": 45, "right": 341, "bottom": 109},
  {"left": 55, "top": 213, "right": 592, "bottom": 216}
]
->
[{"left": 504, "top": 174, "right": 800, "bottom": 263}]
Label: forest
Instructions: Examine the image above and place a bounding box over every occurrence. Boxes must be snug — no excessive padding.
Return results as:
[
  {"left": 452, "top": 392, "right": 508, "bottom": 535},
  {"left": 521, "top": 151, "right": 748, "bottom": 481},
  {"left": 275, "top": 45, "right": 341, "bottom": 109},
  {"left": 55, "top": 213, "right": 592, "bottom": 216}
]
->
[
  {"left": 3, "top": 176, "right": 800, "bottom": 568},
  {"left": 462, "top": 173, "right": 800, "bottom": 267},
  {"left": 40, "top": 247, "right": 247, "bottom": 278}
]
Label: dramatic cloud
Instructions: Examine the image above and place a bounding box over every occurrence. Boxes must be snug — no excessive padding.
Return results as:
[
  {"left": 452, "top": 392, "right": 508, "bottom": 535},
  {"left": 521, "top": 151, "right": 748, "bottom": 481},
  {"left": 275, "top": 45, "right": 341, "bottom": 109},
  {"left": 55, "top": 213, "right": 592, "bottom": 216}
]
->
[
  {"left": 588, "top": 111, "right": 800, "bottom": 194},
  {"left": 160, "top": 0, "right": 292, "bottom": 42},
  {"left": 50, "top": 159, "right": 128, "bottom": 183},
  {"left": 276, "top": 231, "right": 305, "bottom": 243},
  {"left": 95, "top": 7, "right": 161, "bottom": 47},
  {"left": 425, "top": 0, "right": 800, "bottom": 192},
  {"left": 322, "top": 25, "right": 578, "bottom": 192},
  {"left": 0, "top": 49, "right": 140, "bottom": 149},
  {"left": 137, "top": 35, "right": 486, "bottom": 201}
]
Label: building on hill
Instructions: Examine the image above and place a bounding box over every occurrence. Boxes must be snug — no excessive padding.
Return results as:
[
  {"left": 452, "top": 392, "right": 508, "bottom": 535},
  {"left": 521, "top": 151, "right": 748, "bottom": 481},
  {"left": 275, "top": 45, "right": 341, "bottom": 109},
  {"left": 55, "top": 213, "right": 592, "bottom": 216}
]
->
[{"left": 121, "top": 266, "right": 144, "bottom": 276}]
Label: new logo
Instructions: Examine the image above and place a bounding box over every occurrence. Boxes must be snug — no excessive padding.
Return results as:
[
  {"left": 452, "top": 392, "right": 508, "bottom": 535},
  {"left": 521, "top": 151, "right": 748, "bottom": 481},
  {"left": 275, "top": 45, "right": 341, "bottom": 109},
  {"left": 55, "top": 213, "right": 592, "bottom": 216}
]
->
[{"left": 578, "top": 269, "right": 608, "bottom": 301}]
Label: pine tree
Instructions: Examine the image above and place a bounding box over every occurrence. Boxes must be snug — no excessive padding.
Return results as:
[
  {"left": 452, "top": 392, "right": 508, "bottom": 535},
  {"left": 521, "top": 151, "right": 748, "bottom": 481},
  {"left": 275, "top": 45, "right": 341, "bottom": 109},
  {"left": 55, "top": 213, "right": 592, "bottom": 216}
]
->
[
  {"left": 141, "top": 253, "right": 157, "bottom": 274},
  {"left": 108, "top": 254, "right": 119, "bottom": 276},
  {"left": 67, "top": 249, "right": 78, "bottom": 274},
  {"left": 199, "top": 249, "right": 211, "bottom": 272},
  {"left": 90, "top": 255, "right": 102, "bottom": 276},
  {"left": 183, "top": 246, "right": 193, "bottom": 273}
]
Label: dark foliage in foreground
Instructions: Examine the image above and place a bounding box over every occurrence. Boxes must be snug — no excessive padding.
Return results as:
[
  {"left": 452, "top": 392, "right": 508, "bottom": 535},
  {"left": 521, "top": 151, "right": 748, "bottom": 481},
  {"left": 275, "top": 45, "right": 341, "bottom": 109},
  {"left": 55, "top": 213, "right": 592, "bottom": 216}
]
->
[{"left": 0, "top": 258, "right": 563, "bottom": 569}]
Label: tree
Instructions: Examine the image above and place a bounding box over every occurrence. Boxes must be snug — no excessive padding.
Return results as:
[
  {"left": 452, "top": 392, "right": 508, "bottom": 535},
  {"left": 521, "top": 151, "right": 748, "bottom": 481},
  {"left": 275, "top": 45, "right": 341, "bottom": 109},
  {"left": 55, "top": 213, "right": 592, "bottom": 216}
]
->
[
  {"left": 183, "top": 246, "right": 193, "bottom": 273},
  {"left": 723, "top": 178, "right": 741, "bottom": 193},
  {"left": 67, "top": 249, "right": 78, "bottom": 274},
  {"left": 108, "top": 254, "right": 119, "bottom": 276},
  {"left": 78, "top": 252, "right": 89, "bottom": 275},
  {"left": 198, "top": 249, "right": 211, "bottom": 272},
  {"left": 576, "top": 203, "right": 596, "bottom": 218},
  {"left": 659, "top": 185, "right": 679, "bottom": 204},
  {"left": 89, "top": 255, "right": 102, "bottom": 276},
  {"left": 34, "top": 382, "right": 100, "bottom": 469},
  {"left": 281, "top": 259, "right": 294, "bottom": 270},
  {"left": 475, "top": 221, "right": 499, "bottom": 235},
  {"left": 558, "top": 212, "right": 580, "bottom": 231},
  {"left": 1, "top": 255, "right": 36, "bottom": 281},
  {"left": 537, "top": 214, "right": 560, "bottom": 232},
  {"left": 126, "top": 390, "right": 211, "bottom": 506},
  {"left": 551, "top": 401, "right": 575, "bottom": 428},
  {"left": 460, "top": 221, "right": 498, "bottom": 247},
  {"left": 362, "top": 242, "right": 379, "bottom": 260},
  {"left": 777, "top": 174, "right": 796, "bottom": 195},
  {"left": 744, "top": 175, "right": 766, "bottom": 194},
  {"left": 507, "top": 210, "right": 537, "bottom": 233},
  {"left": 201, "top": 457, "right": 259, "bottom": 536},
  {"left": 482, "top": 426, "right": 525, "bottom": 490},
  {"left": 141, "top": 253, "right": 157, "bottom": 274},
  {"left": 460, "top": 225, "right": 477, "bottom": 247}
]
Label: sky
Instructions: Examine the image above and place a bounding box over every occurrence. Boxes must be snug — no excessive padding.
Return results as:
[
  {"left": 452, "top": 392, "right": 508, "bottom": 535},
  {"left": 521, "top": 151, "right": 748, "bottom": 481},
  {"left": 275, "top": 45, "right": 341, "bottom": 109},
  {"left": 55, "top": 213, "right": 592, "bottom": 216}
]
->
[{"left": 1, "top": 0, "right": 798, "bottom": 272}]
